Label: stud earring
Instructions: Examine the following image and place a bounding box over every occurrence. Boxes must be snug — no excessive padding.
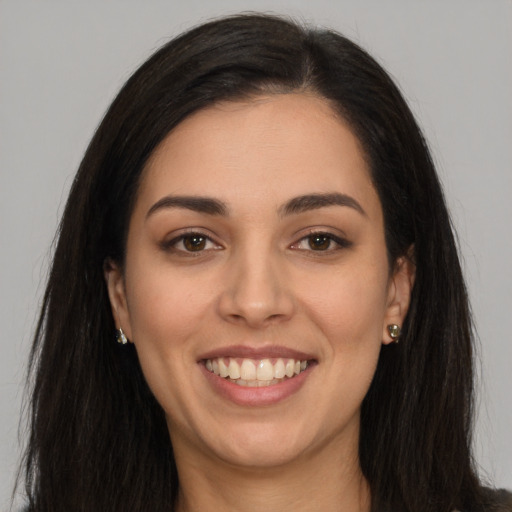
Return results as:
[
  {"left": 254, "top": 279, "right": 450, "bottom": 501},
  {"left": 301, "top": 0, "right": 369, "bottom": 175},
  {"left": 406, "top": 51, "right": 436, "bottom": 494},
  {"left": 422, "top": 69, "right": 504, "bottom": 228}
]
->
[
  {"left": 387, "top": 324, "right": 401, "bottom": 343},
  {"left": 116, "top": 328, "right": 128, "bottom": 345}
]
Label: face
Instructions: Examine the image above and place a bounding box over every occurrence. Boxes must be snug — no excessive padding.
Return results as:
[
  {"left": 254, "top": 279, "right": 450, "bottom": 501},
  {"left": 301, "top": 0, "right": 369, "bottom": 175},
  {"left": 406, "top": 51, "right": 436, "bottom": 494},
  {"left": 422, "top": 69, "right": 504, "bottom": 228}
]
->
[{"left": 106, "top": 94, "right": 413, "bottom": 471}]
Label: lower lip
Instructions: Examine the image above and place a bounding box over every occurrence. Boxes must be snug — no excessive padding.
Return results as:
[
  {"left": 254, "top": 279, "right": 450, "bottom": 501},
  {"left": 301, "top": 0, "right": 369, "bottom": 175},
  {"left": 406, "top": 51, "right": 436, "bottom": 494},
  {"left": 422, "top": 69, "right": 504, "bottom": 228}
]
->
[{"left": 199, "top": 362, "right": 315, "bottom": 406}]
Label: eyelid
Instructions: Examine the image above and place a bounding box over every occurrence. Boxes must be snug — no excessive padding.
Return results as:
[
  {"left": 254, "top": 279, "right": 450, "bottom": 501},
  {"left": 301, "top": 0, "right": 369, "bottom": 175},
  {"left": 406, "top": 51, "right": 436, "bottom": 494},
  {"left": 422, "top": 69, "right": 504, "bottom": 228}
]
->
[
  {"left": 160, "top": 228, "right": 223, "bottom": 253},
  {"left": 290, "top": 229, "right": 352, "bottom": 251},
  {"left": 159, "top": 227, "right": 351, "bottom": 254}
]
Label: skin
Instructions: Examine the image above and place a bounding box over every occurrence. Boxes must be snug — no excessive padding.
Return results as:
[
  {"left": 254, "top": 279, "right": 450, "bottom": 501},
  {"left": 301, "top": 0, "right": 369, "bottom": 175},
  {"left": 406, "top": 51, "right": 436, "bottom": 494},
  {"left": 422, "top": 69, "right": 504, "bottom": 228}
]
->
[{"left": 106, "top": 93, "right": 414, "bottom": 512}]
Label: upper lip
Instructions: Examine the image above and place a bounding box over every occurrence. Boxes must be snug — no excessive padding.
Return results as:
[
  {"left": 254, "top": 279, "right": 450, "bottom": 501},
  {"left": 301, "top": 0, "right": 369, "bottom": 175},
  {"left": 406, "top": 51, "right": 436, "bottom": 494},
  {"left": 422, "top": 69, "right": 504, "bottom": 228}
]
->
[{"left": 198, "top": 344, "right": 316, "bottom": 361}]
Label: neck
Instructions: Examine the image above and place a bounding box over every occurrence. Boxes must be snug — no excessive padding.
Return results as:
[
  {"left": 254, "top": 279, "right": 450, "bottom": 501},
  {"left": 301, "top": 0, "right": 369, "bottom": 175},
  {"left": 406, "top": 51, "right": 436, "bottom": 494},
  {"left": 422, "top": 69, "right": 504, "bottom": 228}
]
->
[{"left": 173, "top": 433, "right": 370, "bottom": 512}]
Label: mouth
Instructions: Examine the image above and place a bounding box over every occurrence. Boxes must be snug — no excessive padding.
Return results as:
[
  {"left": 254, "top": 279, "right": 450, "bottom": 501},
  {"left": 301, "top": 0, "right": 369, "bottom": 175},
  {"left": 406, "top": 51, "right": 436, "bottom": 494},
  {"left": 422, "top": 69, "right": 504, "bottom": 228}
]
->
[
  {"left": 204, "top": 357, "right": 310, "bottom": 387},
  {"left": 198, "top": 345, "right": 317, "bottom": 405}
]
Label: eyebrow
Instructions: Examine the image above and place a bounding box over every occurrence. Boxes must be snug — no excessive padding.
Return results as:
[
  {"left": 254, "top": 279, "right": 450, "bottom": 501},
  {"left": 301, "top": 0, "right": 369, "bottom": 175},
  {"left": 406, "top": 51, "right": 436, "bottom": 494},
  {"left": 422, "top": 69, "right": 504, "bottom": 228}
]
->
[
  {"left": 146, "top": 192, "right": 366, "bottom": 219},
  {"left": 146, "top": 196, "right": 228, "bottom": 218},
  {"left": 279, "top": 193, "right": 366, "bottom": 217}
]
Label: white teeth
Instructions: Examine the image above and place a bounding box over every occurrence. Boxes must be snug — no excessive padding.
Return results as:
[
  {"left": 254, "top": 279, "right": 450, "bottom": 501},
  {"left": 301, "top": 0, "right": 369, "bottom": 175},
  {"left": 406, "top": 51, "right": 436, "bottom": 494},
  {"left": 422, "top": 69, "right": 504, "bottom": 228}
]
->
[
  {"left": 236, "top": 378, "right": 280, "bottom": 387},
  {"left": 274, "top": 358, "right": 285, "bottom": 379},
  {"left": 205, "top": 356, "right": 310, "bottom": 386},
  {"left": 285, "top": 359, "right": 295, "bottom": 378},
  {"left": 218, "top": 359, "right": 229, "bottom": 378},
  {"left": 228, "top": 359, "right": 241, "bottom": 379},
  {"left": 240, "top": 359, "right": 256, "bottom": 380},
  {"left": 256, "top": 359, "right": 273, "bottom": 381}
]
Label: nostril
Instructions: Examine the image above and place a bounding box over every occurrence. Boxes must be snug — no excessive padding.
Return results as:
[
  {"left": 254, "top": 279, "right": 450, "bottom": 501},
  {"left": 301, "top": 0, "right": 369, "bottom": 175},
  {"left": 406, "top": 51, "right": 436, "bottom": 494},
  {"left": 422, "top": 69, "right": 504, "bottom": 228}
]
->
[{"left": 267, "top": 313, "right": 287, "bottom": 323}]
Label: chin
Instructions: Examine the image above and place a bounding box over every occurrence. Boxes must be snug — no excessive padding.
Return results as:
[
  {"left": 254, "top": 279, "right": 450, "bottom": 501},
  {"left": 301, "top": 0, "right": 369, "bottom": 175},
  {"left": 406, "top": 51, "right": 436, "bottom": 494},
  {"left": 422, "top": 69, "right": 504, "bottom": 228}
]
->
[
  {"left": 216, "top": 434, "right": 309, "bottom": 469},
  {"left": 196, "top": 417, "right": 336, "bottom": 471}
]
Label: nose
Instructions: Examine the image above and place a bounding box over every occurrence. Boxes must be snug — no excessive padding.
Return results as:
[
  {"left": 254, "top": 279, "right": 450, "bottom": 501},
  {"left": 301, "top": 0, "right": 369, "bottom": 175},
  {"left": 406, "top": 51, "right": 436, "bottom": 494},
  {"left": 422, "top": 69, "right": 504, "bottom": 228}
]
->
[{"left": 217, "top": 247, "right": 296, "bottom": 329}]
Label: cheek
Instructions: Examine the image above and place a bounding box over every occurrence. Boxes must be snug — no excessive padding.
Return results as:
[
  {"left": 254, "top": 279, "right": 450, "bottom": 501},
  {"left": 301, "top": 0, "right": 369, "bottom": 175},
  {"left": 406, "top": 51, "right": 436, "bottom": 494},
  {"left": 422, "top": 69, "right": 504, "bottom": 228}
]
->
[
  {"left": 301, "top": 263, "right": 389, "bottom": 348},
  {"left": 125, "top": 261, "right": 214, "bottom": 345},
  {"left": 123, "top": 267, "right": 215, "bottom": 415},
  {"left": 295, "top": 260, "right": 389, "bottom": 410}
]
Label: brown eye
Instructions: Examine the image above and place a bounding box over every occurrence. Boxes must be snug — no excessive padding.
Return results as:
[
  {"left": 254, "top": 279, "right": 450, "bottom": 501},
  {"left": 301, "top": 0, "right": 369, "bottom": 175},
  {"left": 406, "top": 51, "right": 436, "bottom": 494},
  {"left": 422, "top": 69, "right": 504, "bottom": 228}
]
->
[
  {"left": 308, "top": 234, "right": 332, "bottom": 251},
  {"left": 183, "top": 235, "right": 207, "bottom": 251},
  {"left": 290, "top": 231, "right": 351, "bottom": 253},
  {"left": 162, "top": 231, "right": 222, "bottom": 255}
]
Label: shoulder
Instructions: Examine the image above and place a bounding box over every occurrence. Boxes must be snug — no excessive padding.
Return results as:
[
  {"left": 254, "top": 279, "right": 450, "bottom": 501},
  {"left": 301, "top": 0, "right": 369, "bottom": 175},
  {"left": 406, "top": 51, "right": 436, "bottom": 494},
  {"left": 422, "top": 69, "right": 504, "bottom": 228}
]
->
[
  {"left": 480, "top": 488, "right": 512, "bottom": 512},
  {"left": 490, "top": 489, "right": 512, "bottom": 511},
  {"left": 454, "top": 489, "right": 512, "bottom": 512}
]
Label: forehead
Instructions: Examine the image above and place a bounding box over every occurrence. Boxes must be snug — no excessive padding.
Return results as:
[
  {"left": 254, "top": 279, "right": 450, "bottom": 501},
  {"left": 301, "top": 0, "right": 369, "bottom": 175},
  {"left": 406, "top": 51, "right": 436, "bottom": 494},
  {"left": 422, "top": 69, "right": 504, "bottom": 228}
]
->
[{"left": 136, "top": 93, "right": 379, "bottom": 219}]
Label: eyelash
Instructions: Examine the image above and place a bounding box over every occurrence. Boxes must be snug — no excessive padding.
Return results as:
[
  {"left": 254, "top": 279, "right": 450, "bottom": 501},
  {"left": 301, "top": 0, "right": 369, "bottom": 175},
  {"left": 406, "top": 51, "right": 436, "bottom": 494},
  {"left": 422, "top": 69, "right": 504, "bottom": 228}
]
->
[
  {"left": 291, "top": 231, "right": 352, "bottom": 252},
  {"left": 161, "top": 230, "right": 352, "bottom": 255},
  {"left": 161, "top": 231, "right": 221, "bottom": 255}
]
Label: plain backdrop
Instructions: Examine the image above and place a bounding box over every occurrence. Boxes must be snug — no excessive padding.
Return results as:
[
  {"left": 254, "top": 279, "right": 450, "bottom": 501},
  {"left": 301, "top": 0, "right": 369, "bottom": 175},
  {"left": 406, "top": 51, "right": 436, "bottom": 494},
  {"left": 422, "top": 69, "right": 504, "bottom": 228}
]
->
[{"left": 1, "top": 0, "right": 511, "bottom": 508}]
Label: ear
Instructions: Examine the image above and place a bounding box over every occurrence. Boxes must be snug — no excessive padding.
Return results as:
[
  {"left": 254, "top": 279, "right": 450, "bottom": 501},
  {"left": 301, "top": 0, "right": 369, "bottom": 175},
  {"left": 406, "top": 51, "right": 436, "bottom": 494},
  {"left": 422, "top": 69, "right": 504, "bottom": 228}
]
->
[
  {"left": 382, "top": 247, "right": 416, "bottom": 344},
  {"left": 104, "top": 258, "right": 133, "bottom": 342}
]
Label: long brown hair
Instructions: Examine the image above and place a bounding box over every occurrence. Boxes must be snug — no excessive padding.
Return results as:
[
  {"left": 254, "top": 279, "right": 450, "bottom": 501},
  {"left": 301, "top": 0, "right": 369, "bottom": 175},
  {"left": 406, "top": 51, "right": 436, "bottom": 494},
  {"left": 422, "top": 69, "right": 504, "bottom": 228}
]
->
[{"left": 20, "top": 13, "right": 497, "bottom": 511}]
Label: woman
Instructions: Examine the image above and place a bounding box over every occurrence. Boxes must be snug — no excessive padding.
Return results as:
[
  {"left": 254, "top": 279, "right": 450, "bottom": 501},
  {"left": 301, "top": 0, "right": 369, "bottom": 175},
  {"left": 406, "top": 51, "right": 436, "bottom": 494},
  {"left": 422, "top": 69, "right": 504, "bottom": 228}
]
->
[{"left": 18, "top": 13, "right": 511, "bottom": 512}]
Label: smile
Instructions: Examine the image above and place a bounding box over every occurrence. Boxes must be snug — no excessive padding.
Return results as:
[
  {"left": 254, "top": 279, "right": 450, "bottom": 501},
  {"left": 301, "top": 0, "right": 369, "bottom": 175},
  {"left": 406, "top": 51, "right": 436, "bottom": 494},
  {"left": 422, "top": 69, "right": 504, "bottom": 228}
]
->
[{"left": 205, "top": 357, "right": 309, "bottom": 387}]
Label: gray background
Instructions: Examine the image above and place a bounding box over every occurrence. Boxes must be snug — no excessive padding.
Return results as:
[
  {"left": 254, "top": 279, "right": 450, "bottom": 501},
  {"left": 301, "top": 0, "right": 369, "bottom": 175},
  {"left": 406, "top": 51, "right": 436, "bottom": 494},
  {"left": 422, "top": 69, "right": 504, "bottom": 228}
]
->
[{"left": 1, "top": 0, "right": 511, "bottom": 508}]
